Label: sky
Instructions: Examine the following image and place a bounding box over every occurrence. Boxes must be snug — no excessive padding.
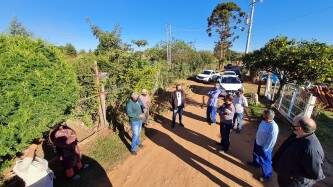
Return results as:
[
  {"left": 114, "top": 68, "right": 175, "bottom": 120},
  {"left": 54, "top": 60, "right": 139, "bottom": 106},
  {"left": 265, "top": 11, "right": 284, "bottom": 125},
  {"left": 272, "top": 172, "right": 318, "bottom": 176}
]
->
[{"left": 0, "top": 0, "right": 332, "bottom": 52}]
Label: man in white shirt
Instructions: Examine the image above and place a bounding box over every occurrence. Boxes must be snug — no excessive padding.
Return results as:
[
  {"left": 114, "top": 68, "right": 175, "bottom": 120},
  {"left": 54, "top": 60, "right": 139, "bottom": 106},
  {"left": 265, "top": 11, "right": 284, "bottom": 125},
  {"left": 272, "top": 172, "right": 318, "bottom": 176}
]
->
[
  {"left": 170, "top": 84, "right": 185, "bottom": 128},
  {"left": 233, "top": 89, "right": 248, "bottom": 133}
]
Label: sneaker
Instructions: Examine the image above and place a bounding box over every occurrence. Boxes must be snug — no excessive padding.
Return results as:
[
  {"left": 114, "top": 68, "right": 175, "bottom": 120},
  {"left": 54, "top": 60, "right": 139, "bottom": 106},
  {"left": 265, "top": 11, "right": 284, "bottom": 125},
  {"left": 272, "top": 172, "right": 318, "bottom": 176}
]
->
[
  {"left": 131, "top": 151, "right": 137, "bottom": 155},
  {"left": 211, "top": 123, "right": 216, "bottom": 126},
  {"left": 258, "top": 176, "right": 270, "bottom": 182},
  {"left": 71, "top": 174, "right": 81, "bottom": 181}
]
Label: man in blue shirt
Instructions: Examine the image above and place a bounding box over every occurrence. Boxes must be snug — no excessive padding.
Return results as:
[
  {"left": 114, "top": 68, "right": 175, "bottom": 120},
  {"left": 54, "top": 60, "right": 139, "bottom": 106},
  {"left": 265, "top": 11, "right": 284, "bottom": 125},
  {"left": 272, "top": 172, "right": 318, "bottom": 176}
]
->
[
  {"left": 249, "top": 109, "right": 279, "bottom": 182},
  {"left": 206, "top": 83, "right": 222, "bottom": 125}
]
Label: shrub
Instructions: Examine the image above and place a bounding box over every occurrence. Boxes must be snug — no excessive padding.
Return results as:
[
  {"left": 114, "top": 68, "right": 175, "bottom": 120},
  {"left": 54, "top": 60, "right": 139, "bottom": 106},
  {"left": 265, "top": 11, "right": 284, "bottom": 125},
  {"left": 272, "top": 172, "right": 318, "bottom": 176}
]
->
[{"left": 0, "top": 35, "right": 79, "bottom": 158}]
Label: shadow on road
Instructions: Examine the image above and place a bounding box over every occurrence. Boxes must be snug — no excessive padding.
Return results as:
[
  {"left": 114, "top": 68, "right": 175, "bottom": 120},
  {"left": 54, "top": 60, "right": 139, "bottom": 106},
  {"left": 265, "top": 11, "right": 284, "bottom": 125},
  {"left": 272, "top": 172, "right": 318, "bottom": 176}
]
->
[{"left": 148, "top": 114, "right": 253, "bottom": 186}]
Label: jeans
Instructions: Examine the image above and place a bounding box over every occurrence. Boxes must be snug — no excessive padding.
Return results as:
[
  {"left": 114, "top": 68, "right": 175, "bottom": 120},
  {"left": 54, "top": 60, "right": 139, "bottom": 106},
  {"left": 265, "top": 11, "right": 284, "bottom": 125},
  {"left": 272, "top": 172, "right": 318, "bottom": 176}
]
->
[
  {"left": 233, "top": 113, "right": 244, "bottom": 130},
  {"left": 172, "top": 106, "right": 183, "bottom": 126},
  {"left": 130, "top": 120, "right": 142, "bottom": 152},
  {"left": 220, "top": 121, "right": 233, "bottom": 151},
  {"left": 253, "top": 142, "right": 273, "bottom": 179},
  {"left": 207, "top": 106, "right": 217, "bottom": 124}
]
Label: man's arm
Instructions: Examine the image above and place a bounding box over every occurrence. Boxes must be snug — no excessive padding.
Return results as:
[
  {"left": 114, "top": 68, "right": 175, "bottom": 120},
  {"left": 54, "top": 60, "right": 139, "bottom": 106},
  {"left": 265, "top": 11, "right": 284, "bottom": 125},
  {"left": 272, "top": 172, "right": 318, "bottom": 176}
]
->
[{"left": 301, "top": 147, "right": 324, "bottom": 180}]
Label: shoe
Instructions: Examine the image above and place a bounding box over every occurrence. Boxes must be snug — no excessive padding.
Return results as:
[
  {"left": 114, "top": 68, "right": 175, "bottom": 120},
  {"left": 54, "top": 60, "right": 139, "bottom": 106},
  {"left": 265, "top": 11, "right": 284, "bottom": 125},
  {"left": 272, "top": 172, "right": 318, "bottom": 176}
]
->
[
  {"left": 179, "top": 123, "right": 184, "bottom": 127},
  {"left": 70, "top": 174, "right": 81, "bottom": 181},
  {"left": 258, "top": 176, "right": 270, "bottom": 182},
  {"left": 236, "top": 129, "right": 241, "bottom": 134},
  {"left": 211, "top": 123, "right": 216, "bottom": 126},
  {"left": 138, "top": 144, "right": 144, "bottom": 149},
  {"left": 131, "top": 151, "right": 137, "bottom": 155}
]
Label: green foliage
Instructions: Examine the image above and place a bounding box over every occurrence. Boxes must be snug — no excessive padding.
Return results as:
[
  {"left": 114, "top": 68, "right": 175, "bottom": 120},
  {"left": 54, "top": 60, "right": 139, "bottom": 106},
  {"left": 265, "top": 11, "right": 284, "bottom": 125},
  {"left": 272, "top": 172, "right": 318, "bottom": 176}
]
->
[
  {"left": 71, "top": 53, "right": 99, "bottom": 126},
  {"left": 132, "top": 40, "right": 148, "bottom": 48},
  {"left": 315, "top": 111, "right": 333, "bottom": 147},
  {"left": 0, "top": 35, "right": 79, "bottom": 158},
  {"left": 7, "top": 17, "right": 32, "bottom": 37},
  {"left": 243, "top": 36, "right": 333, "bottom": 101},
  {"left": 207, "top": 1, "right": 245, "bottom": 67},
  {"left": 62, "top": 43, "right": 78, "bottom": 57}
]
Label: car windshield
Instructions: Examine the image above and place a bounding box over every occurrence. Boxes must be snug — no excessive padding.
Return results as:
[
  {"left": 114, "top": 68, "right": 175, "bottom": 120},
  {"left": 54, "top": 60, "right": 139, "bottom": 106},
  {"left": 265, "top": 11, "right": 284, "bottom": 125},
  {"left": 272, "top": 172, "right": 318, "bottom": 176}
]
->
[
  {"left": 202, "top": 71, "right": 212, "bottom": 75},
  {"left": 224, "top": 72, "right": 235, "bottom": 75},
  {"left": 220, "top": 77, "right": 241, "bottom": 84}
]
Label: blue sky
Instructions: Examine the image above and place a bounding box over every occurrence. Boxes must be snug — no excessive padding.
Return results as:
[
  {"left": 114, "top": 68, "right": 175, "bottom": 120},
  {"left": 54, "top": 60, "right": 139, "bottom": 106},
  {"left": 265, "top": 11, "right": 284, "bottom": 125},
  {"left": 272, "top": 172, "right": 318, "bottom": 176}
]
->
[{"left": 1, "top": 0, "right": 332, "bottom": 52}]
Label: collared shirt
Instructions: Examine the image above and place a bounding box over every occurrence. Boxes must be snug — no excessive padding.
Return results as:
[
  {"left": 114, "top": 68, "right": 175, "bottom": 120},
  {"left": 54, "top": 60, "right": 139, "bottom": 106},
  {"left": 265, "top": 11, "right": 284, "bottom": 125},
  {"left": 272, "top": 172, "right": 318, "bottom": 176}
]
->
[
  {"left": 233, "top": 95, "right": 248, "bottom": 113},
  {"left": 207, "top": 89, "right": 222, "bottom": 107},
  {"left": 256, "top": 120, "right": 279, "bottom": 151},
  {"left": 176, "top": 91, "right": 182, "bottom": 107}
]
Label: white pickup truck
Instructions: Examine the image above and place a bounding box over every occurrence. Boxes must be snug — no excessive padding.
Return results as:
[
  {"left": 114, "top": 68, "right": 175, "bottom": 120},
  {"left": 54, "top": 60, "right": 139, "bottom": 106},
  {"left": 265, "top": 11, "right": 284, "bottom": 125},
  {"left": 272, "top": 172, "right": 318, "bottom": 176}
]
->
[{"left": 196, "top": 70, "right": 220, "bottom": 83}]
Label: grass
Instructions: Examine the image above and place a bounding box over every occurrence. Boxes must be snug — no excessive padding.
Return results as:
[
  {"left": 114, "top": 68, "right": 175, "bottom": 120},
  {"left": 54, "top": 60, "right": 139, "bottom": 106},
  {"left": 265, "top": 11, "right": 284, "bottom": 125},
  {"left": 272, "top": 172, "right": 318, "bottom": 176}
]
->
[{"left": 315, "top": 111, "right": 333, "bottom": 147}]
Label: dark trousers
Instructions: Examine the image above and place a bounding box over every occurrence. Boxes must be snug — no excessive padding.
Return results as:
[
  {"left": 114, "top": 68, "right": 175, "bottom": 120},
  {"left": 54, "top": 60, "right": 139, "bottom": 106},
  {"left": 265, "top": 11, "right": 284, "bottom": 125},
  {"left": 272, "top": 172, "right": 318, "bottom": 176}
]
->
[
  {"left": 220, "top": 121, "right": 233, "bottom": 151},
  {"left": 253, "top": 142, "right": 273, "bottom": 179},
  {"left": 277, "top": 175, "right": 317, "bottom": 187},
  {"left": 172, "top": 106, "right": 183, "bottom": 126}
]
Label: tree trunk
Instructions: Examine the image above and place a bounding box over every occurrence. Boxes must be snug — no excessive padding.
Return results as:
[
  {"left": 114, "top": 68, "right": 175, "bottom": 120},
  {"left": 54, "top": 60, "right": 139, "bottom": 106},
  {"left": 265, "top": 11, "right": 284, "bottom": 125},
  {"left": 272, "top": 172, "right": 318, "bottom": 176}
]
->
[{"left": 257, "top": 80, "right": 262, "bottom": 96}]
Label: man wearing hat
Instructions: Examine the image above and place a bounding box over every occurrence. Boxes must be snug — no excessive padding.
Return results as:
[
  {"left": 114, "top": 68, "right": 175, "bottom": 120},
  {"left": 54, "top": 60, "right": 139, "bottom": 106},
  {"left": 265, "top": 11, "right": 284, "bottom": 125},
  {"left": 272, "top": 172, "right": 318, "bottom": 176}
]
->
[
  {"left": 233, "top": 88, "right": 248, "bottom": 133},
  {"left": 126, "top": 92, "right": 146, "bottom": 155},
  {"left": 139, "top": 89, "right": 151, "bottom": 125}
]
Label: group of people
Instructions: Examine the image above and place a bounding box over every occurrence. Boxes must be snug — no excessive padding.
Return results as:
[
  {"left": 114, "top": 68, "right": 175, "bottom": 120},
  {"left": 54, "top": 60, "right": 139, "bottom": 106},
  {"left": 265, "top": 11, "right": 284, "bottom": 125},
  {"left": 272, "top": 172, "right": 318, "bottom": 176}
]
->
[{"left": 124, "top": 83, "right": 325, "bottom": 186}]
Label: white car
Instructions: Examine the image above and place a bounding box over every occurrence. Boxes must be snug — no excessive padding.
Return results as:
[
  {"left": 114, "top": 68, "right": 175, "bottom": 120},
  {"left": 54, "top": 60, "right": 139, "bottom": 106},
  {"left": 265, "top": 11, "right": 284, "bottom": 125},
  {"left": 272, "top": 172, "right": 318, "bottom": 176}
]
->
[
  {"left": 223, "top": 70, "right": 237, "bottom": 76},
  {"left": 196, "top": 70, "right": 220, "bottom": 83},
  {"left": 218, "top": 75, "right": 243, "bottom": 94}
]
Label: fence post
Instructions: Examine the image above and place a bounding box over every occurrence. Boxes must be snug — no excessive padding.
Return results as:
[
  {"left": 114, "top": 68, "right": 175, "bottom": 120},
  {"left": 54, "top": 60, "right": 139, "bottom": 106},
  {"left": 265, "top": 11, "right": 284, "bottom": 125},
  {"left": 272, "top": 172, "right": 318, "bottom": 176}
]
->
[
  {"left": 94, "top": 61, "right": 107, "bottom": 128},
  {"left": 288, "top": 88, "right": 298, "bottom": 118},
  {"left": 304, "top": 94, "right": 317, "bottom": 118},
  {"left": 277, "top": 85, "right": 285, "bottom": 110},
  {"left": 264, "top": 73, "right": 272, "bottom": 100}
]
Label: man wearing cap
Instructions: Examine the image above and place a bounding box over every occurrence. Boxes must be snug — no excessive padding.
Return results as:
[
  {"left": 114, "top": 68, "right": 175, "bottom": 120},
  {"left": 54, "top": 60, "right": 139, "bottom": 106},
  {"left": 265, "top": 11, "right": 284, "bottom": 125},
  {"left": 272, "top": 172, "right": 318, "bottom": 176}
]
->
[
  {"left": 126, "top": 92, "right": 145, "bottom": 155},
  {"left": 273, "top": 116, "right": 325, "bottom": 186},
  {"left": 207, "top": 83, "right": 222, "bottom": 125},
  {"left": 170, "top": 84, "right": 185, "bottom": 128},
  {"left": 233, "top": 89, "right": 248, "bottom": 133},
  {"left": 139, "top": 89, "right": 151, "bottom": 125}
]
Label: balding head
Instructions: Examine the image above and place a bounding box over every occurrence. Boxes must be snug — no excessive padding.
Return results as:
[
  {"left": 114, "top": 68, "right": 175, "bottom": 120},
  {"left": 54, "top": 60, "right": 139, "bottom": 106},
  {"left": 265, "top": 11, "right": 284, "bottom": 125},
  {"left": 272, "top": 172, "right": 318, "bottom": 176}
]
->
[{"left": 299, "top": 117, "right": 317, "bottom": 133}]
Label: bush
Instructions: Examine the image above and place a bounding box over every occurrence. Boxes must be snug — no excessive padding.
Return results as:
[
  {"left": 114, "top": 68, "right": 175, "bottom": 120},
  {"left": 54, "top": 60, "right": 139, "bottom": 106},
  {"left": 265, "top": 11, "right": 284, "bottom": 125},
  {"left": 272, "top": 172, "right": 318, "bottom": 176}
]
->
[{"left": 0, "top": 35, "right": 79, "bottom": 158}]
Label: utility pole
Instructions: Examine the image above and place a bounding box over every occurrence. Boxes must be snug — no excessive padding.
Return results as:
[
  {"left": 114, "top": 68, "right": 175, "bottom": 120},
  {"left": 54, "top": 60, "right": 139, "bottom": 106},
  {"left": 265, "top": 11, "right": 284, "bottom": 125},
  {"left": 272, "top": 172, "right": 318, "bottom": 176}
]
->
[{"left": 245, "top": 0, "right": 260, "bottom": 54}]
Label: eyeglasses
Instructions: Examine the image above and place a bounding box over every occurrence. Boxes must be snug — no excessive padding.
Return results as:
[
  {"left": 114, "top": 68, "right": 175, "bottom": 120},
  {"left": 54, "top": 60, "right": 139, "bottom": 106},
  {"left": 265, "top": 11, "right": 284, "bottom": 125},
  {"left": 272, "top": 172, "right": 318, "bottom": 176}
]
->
[{"left": 291, "top": 125, "right": 301, "bottom": 130}]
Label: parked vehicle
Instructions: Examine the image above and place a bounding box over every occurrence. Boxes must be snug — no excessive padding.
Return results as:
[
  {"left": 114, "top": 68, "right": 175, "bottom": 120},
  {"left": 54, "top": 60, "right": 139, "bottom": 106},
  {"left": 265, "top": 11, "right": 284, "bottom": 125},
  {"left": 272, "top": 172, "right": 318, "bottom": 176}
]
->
[
  {"left": 261, "top": 73, "right": 279, "bottom": 85},
  {"left": 218, "top": 75, "right": 243, "bottom": 94},
  {"left": 196, "top": 70, "right": 220, "bottom": 83},
  {"left": 223, "top": 70, "right": 237, "bottom": 76}
]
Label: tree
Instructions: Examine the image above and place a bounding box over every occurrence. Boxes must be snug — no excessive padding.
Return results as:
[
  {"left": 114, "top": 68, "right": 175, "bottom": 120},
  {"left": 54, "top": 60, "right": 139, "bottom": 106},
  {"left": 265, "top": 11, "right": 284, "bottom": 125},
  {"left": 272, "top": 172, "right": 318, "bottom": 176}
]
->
[
  {"left": 64, "top": 43, "right": 78, "bottom": 57},
  {"left": 132, "top": 40, "right": 148, "bottom": 48},
  {"left": 207, "top": 2, "right": 245, "bottom": 69},
  {"left": 7, "top": 17, "right": 32, "bottom": 37},
  {"left": 243, "top": 36, "right": 333, "bottom": 102}
]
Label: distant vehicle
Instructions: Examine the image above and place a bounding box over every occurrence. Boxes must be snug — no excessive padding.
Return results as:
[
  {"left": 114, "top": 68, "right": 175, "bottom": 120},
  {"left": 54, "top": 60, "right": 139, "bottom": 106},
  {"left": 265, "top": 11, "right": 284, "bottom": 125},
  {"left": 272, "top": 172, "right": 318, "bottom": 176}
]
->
[
  {"left": 218, "top": 75, "right": 243, "bottom": 94},
  {"left": 261, "top": 73, "right": 279, "bottom": 85},
  {"left": 223, "top": 71, "right": 237, "bottom": 76},
  {"left": 196, "top": 70, "right": 220, "bottom": 83},
  {"left": 224, "top": 64, "right": 242, "bottom": 79}
]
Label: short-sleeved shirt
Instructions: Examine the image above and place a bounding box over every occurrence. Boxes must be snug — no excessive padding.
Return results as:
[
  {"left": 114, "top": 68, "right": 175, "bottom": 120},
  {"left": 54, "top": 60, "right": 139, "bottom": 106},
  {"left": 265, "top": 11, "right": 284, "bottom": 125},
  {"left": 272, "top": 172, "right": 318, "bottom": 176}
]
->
[{"left": 233, "top": 95, "right": 248, "bottom": 114}]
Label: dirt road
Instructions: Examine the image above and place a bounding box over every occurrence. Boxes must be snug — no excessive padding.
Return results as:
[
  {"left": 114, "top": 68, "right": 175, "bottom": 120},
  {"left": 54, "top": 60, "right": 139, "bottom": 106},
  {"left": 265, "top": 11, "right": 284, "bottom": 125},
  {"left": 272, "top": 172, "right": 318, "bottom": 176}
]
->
[{"left": 108, "top": 80, "right": 280, "bottom": 187}]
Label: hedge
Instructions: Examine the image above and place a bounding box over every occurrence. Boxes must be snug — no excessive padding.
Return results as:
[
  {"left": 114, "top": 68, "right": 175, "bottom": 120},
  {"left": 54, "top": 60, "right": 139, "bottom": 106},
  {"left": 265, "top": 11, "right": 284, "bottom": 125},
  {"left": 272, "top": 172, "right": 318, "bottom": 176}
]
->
[{"left": 0, "top": 35, "right": 79, "bottom": 158}]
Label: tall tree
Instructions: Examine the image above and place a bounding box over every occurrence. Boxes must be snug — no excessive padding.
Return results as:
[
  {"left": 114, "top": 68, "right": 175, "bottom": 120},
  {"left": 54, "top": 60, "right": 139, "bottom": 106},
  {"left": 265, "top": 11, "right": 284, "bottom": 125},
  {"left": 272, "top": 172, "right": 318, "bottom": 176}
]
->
[
  {"left": 132, "top": 40, "right": 148, "bottom": 48},
  {"left": 207, "top": 2, "right": 245, "bottom": 69},
  {"left": 63, "top": 43, "right": 77, "bottom": 57},
  {"left": 7, "top": 17, "right": 32, "bottom": 37}
]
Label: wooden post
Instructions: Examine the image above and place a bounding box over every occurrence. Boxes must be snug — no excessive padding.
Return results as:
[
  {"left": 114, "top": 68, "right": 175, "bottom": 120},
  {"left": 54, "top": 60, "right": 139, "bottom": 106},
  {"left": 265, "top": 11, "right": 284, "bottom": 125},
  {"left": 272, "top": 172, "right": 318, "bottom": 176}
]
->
[
  {"left": 304, "top": 94, "right": 317, "bottom": 118},
  {"left": 94, "top": 61, "right": 106, "bottom": 129},
  {"left": 288, "top": 89, "right": 298, "bottom": 118},
  {"left": 264, "top": 73, "right": 272, "bottom": 101},
  {"left": 277, "top": 85, "right": 285, "bottom": 110}
]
